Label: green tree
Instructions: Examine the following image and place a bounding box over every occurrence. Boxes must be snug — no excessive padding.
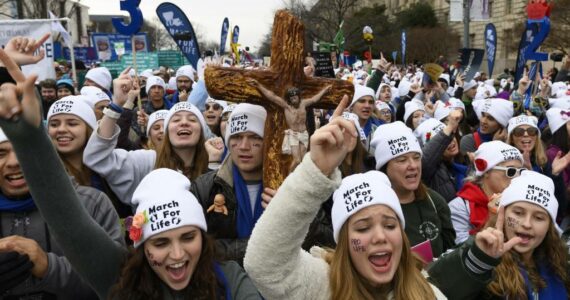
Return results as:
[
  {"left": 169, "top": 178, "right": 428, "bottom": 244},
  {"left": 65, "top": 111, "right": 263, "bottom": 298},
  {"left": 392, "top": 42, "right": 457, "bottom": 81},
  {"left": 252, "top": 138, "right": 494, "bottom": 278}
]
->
[{"left": 396, "top": 3, "right": 438, "bottom": 28}]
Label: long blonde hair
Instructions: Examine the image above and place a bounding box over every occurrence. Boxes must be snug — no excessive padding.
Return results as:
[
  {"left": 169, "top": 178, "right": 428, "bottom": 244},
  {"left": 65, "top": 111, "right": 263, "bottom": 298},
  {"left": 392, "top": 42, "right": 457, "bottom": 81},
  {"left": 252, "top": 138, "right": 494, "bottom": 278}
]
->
[
  {"left": 324, "top": 223, "right": 435, "bottom": 300},
  {"left": 154, "top": 130, "right": 208, "bottom": 180},
  {"left": 507, "top": 131, "right": 548, "bottom": 168},
  {"left": 485, "top": 214, "right": 570, "bottom": 298}
]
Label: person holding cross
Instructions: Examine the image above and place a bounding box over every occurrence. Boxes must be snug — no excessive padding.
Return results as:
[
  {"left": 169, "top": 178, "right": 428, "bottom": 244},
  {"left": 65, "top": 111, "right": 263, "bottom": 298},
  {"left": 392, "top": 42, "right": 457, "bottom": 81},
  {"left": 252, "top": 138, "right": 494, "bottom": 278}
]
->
[{"left": 246, "top": 78, "right": 332, "bottom": 170}]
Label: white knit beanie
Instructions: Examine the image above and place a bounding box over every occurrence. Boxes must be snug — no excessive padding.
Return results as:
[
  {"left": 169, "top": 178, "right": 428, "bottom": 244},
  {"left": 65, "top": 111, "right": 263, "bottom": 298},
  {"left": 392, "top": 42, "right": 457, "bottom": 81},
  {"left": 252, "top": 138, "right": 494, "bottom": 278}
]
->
[
  {"left": 375, "top": 100, "right": 391, "bottom": 112},
  {"left": 332, "top": 171, "right": 404, "bottom": 242},
  {"left": 206, "top": 98, "right": 228, "bottom": 111},
  {"left": 222, "top": 104, "right": 236, "bottom": 117},
  {"left": 546, "top": 107, "right": 570, "bottom": 134},
  {"left": 463, "top": 80, "right": 478, "bottom": 91},
  {"left": 551, "top": 82, "right": 567, "bottom": 97},
  {"left": 350, "top": 85, "right": 375, "bottom": 108},
  {"left": 549, "top": 97, "right": 570, "bottom": 110},
  {"left": 139, "top": 69, "right": 154, "bottom": 79},
  {"left": 175, "top": 65, "right": 196, "bottom": 82},
  {"left": 146, "top": 76, "right": 166, "bottom": 94},
  {"left": 47, "top": 97, "right": 97, "bottom": 130},
  {"left": 85, "top": 67, "right": 112, "bottom": 91},
  {"left": 473, "top": 141, "right": 524, "bottom": 176},
  {"left": 80, "top": 86, "right": 111, "bottom": 108},
  {"left": 375, "top": 83, "right": 391, "bottom": 100},
  {"left": 130, "top": 168, "right": 207, "bottom": 247},
  {"left": 507, "top": 115, "right": 539, "bottom": 137},
  {"left": 224, "top": 103, "right": 267, "bottom": 146},
  {"left": 371, "top": 121, "right": 422, "bottom": 170},
  {"left": 500, "top": 170, "right": 559, "bottom": 231},
  {"left": 398, "top": 79, "right": 412, "bottom": 97},
  {"left": 146, "top": 109, "right": 169, "bottom": 136},
  {"left": 449, "top": 97, "right": 466, "bottom": 111},
  {"left": 414, "top": 118, "right": 445, "bottom": 146},
  {"left": 434, "top": 100, "right": 451, "bottom": 121},
  {"left": 404, "top": 99, "right": 425, "bottom": 123},
  {"left": 472, "top": 98, "right": 514, "bottom": 127}
]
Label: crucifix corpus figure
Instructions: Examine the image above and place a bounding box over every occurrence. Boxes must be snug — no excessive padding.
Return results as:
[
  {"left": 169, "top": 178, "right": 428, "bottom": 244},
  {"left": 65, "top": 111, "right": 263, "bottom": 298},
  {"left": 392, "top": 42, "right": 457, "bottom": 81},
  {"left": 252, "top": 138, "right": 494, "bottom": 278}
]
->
[{"left": 247, "top": 79, "right": 332, "bottom": 170}]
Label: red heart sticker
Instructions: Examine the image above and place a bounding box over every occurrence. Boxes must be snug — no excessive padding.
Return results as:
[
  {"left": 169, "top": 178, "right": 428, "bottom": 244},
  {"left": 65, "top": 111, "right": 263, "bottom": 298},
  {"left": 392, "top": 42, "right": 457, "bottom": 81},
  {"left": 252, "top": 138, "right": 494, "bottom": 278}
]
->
[{"left": 475, "top": 158, "right": 488, "bottom": 172}]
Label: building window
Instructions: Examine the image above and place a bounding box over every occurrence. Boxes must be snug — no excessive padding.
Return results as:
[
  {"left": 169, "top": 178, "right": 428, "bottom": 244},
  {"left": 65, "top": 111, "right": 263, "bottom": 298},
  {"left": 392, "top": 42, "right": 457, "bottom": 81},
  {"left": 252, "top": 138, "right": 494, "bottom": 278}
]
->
[
  {"left": 506, "top": 0, "right": 512, "bottom": 14},
  {"left": 504, "top": 29, "right": 512, "bottom": 59},
  {"left": 488, "top": 0, "right": 493, "bottom": 18}
]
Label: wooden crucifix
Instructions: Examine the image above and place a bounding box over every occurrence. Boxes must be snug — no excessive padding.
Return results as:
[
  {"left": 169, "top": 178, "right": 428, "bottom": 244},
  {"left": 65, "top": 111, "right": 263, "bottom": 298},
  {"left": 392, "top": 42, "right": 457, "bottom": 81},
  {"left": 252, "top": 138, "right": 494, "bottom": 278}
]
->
[{"left": 205, "top": 10, "right": 354, "bottom": 189}]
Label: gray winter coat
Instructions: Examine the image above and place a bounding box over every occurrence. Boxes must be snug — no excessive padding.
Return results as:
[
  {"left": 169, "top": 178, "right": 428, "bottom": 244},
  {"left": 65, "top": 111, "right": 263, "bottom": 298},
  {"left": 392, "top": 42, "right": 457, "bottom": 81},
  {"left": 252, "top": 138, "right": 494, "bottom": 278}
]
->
[{"left": 0, "top": 179, "right": 124, "bottom": 299}]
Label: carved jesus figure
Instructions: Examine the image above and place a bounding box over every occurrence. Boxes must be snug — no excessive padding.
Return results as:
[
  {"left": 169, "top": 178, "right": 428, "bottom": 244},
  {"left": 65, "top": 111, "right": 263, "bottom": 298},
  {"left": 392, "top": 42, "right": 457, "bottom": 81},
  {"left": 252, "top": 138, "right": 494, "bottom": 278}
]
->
[{"left": 246, "top": 78, "right": 332, "bottom": 170}]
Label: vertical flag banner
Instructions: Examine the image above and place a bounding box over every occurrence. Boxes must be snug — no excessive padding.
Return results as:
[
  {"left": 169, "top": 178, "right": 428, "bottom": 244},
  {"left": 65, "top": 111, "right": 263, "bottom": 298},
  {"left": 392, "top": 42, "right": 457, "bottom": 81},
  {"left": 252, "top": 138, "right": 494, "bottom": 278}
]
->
[
  {"left": 484, "top": 23, "right": 497, "bottom": 77},
  {"left": 514, "top": 23, "right": 538, "bottom": 85},
  {"left": 401, "top": 30, "right": 406, "bottom": 65},
  {"left": 156, "top": 3, "right": 201, "bottom": 69},
  {"left": 458, "top": 48, "right": 485, "bottom": 82},
  {"left": 231, "top": 25, "right": 240, "bottom": 63},
  {"left": 333, "top": 21, "right": 344, "bottom": 67},
  {"left": 220, "top": 17, "right": 229, "bottom": 55}
]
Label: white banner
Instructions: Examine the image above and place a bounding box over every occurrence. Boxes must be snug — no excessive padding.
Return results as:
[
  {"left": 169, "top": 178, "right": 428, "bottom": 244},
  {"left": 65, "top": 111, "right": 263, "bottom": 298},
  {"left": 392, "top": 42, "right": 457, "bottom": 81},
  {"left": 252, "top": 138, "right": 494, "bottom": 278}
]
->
[
  {"left": 450, "top": 0, "right": 490, "bottom": 22},
  {"left": 450, "top": 0, "right": 463, "bottom": 22},
  {"left": 0, "top": 20, "right": 55, "bottom": 82}
]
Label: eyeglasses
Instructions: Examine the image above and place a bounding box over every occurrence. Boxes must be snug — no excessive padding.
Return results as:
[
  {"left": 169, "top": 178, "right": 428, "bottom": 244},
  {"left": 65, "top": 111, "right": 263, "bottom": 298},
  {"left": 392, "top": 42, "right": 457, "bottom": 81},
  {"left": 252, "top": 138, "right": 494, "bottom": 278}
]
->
[
  {"left": 205, "top": 103, "right": 221, "bottom": 110},
  {"left": 380, "top": 110, "right": 392, "bottom": 116},
  {"left": 492, "top": 166, "right": 526, "bottom": 178},
  {"left": 512, "top": 127, "right": 538, "bottom": 137}
]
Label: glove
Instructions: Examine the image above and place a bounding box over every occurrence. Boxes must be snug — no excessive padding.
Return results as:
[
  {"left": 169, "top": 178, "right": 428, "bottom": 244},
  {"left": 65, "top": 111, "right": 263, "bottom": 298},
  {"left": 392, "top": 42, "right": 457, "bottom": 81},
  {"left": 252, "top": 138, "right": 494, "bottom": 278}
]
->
[{"left": 0, "top": 251, "right": 33, "bottom": 294}]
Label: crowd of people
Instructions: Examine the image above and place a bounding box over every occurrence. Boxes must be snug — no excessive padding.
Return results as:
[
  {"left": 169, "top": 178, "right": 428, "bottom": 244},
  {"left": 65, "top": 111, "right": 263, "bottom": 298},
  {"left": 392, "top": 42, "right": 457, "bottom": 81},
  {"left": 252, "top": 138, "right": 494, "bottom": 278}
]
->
[{"left": 1, "top": 32, "right": 570, "bottom": 300}]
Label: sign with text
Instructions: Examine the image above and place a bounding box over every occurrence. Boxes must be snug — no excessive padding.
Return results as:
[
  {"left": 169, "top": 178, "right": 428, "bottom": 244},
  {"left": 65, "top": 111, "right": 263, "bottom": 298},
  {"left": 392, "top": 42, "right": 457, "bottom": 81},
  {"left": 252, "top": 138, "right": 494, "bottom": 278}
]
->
[{"left": 311, "top": 52, "right": 335, "bottom": 78}]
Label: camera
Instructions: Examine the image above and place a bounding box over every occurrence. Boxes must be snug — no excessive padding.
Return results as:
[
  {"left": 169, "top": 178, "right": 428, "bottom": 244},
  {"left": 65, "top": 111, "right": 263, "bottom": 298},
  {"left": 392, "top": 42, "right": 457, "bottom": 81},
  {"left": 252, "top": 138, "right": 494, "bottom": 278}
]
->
[{"left": 550, "top": 53, "right": 564, "bottom": 62}]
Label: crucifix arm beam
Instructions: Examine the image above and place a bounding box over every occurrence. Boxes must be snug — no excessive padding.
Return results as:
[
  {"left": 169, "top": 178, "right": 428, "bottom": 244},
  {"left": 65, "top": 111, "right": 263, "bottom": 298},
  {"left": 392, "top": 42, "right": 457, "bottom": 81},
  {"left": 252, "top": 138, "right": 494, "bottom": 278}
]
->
[
  {"left": 205, "top": 66, "right": 278, "bottom": 105},
  {"left": 303, "top": 84, "right": 332, "bottom": 107}
]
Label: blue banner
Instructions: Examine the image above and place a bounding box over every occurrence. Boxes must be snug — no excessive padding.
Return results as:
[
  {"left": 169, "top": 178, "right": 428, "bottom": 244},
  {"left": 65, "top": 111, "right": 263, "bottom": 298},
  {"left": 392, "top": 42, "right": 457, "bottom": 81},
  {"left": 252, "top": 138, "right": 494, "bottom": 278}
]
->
[
  {"left": 391, "top": 51, "right": 397, "bottom": 63},
  {"left": 91, "top": 33, "right": 148, "bottom": 62},
  {"left": 156, "top": 2, "right": 201, "bottom": 69},
  {"left": 459, "top": 48, "right": 485, "bottom": 82},
  {"left": 220, "top": 17, "right": 229, "bottom": 55},
  {"left": 514, "top": 22, "right": 539, "bottom": 85},
  {"left": 524, "top": 62, "right": 543, "bottom": 110},
  {"left": 484, "top": 23, "right": 497, "bottom": 77},
  {"left": 232, "top": 26, "right": 240, "bottom": 44},
  {"left": 401, "top": 30, "right": 406, "bottom": 65}
]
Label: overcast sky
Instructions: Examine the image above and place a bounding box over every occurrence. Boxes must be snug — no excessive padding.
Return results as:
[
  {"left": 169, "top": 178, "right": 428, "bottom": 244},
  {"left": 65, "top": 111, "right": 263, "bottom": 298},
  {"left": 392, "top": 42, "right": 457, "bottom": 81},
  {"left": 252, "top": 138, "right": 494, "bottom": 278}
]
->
[{"left": 81, "top": 0, "right": 290, "bottom": 51}]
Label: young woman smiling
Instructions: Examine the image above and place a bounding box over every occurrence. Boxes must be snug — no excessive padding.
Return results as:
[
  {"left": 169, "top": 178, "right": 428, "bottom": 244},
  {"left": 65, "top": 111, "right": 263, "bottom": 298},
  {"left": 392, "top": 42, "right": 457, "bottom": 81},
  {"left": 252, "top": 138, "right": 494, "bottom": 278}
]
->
[
  {"left": 371, "top": 121, "right": 456, "bottom": 258},
  {"left": 429, "top": 171, "right": 570, "bottom": 299},
  {"left": 83, "top": 74, "right": 210, "bottom": 206},
  {"left": 244, "top": 97, "right": 446, "bottom": 299}
]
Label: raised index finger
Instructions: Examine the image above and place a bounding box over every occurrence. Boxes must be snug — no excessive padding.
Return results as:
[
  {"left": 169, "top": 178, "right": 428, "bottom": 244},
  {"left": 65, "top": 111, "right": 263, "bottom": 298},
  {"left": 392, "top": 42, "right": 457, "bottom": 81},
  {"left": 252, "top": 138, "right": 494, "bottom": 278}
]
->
[
  {"left": 0, "top": 48, "right": 25, "bottom": 82},
  {"left": 495, "top": 206, "right": 506, "bottom": 231},
  {"left": 331, "top": 94, "right": 349, "bottom": 119}
]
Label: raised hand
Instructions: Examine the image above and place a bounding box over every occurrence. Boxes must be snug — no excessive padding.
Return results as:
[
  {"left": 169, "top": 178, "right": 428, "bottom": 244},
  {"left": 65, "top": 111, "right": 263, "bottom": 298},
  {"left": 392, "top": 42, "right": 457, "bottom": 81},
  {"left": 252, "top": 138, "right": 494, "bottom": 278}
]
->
[
  {"left": 493, "top": 128, "right": 507, "bottom": 142},
  {"left": 205, "top": 137, "right": 224, "bottom": 163},
  {"left": 455, "top": 74, "right": 465, "bottom": 88},
  {"left": 443, "top": 108, "right": 462, "bottom": 135},
  {"left": 178, "top": 89, "right": 189, "bottom": 101},
  {"left": 551, "top": 151, "right": 570, "bottom": 176},
  {"left": 0, "top": 48, "right": 41, "bottom": 126},
  {"left": 475, "top": 206, "right": 522, "bottom": 258},
  {"left": 1, "top": 34, "right": 50, "bottom": 67},
  {"left": 136, "top": 110, "right": 149, "bottom": 128},
  {"left": 518, "top": 69, "right": 530, "bottom": 94},
  {"left": 309, "top": 95, "right": 357, "bottom": 176},
  {"left": 112, "top": 67, "right": 134, "bottom": 106}
]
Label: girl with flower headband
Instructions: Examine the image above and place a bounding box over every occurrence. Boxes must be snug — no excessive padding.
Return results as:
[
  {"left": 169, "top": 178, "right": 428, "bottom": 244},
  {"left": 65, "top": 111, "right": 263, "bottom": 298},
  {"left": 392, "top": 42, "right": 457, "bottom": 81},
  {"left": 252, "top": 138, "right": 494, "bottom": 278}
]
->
[
  {"left": 448, "top": 141, "right": 526, "bottom": 244},
  {"left": 82, "top": 72, "right": 213, "bottom": 206},
  {"left": 0, "top": 50, "right": 261, "bottom": 299},
  {"left": 244, "top": 96, "right": 446, "bottom": 299},
  {"left": 429, "top": 171, "right": 570, "bottom": 299}
]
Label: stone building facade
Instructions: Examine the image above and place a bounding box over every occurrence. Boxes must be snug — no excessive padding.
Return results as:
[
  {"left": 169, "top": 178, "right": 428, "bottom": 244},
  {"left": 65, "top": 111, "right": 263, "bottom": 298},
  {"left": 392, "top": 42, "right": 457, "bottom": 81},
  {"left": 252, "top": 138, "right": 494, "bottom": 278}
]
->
[{"left": 362, "top": 0, "right": 529, "bottom": 75}]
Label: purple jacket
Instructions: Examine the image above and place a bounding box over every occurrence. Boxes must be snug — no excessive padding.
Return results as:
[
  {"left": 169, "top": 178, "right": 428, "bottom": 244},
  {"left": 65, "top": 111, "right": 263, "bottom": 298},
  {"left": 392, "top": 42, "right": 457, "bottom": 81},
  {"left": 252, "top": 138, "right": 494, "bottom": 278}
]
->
[{"left": 546, "top": 144, "right": 570, "bottom": 185}]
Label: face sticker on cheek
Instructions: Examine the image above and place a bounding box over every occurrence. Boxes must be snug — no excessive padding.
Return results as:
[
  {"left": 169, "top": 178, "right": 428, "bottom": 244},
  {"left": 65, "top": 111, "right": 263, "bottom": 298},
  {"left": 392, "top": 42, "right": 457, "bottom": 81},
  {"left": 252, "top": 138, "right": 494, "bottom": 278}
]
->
[
  {"left": 351, "top": 239, "right": 367, "bottom": 252},
  {"left": 506, "top": 216, "right": 521, "bottom": 229}
]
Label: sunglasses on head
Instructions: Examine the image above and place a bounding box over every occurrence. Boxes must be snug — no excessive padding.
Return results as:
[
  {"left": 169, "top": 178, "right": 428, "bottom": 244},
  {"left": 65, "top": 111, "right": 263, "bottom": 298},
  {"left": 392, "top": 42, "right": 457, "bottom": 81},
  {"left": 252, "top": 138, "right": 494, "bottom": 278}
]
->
[
  {"left": 492, "top": 166, "right": 526, "bottom": 178},
  {"left": 205, "top": 103, "right": 221, "bottom": 110},
  {"left": 512, "top": 127, "right": 538, "bottom": 137}
]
